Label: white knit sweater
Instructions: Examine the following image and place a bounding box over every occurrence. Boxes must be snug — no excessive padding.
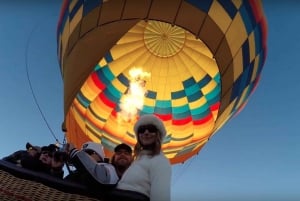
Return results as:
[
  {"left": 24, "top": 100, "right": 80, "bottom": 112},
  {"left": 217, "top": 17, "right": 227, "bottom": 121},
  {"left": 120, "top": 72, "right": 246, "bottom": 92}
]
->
[{"left": 117, "top": 151, "right": 171, "bottom": 201}]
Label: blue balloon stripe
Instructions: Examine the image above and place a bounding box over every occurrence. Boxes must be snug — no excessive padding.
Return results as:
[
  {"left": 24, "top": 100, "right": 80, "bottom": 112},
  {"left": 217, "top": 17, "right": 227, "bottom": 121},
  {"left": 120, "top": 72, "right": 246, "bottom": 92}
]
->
[
  {"left": 185, "top": 0, "right": 213, "bottom": 13},
  {"left": 76, "top": 91, "right": 90, "bottom": 108},
  {"left": 182, "top": 77, "right": 196, "bottom": 88},
  {"left": 83, "top": 0, "right": 101, "bottom": 16},
  {"left": 218, "top": 0, "right": 237, "bottom": 19}
]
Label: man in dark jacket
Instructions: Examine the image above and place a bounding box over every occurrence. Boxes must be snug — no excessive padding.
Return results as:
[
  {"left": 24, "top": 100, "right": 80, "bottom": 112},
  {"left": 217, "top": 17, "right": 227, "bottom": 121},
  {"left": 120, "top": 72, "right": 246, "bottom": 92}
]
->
[
  {"left": 21, "top": 144, "right": 66, "bottom": 179},
  {"left": 2, "top": 142, "right": 41, "bottom": 166}
]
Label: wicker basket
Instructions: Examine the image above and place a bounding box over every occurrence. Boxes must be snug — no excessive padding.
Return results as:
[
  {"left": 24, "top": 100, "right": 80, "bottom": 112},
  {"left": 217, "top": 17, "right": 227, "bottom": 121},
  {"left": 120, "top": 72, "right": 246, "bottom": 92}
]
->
[
  {"left": 0, "top": 160, "right": 150, "bottom": 201},
  {"left": 0, "top": 160, "right": 101, "bottom": 201}
]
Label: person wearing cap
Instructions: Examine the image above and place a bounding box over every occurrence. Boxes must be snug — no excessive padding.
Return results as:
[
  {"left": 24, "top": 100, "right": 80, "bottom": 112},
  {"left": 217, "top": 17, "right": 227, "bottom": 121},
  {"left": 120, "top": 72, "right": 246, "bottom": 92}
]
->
[
  {"left": 2, "top": 142, "right": 41, "bottom": 166},
  {"left": 64, "top": 141, "right": 119, "bottom": 190},
  {"left": 47, "top": 144, "right": 67, "bottom": 178},
  {"left": 26, "top": 142, "right": 42, "bottom": 157},
  {"left": 111, "top": 143, "right": 133, "bottom": 179},
  {"left": 38, "top": 144, "right": 60, "bottom": 168},
  {"left": 109, "top": 114, "right": 172, "bottom": 201},
  {"left": 20, "top": 143, "right": 66, "bottom": 178}
]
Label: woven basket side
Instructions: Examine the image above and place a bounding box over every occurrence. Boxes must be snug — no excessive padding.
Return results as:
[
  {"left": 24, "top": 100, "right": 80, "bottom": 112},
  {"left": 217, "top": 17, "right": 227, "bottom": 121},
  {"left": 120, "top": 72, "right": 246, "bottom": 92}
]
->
[{"left": 0, "top": 169, "right": 100, "bottom": 201}]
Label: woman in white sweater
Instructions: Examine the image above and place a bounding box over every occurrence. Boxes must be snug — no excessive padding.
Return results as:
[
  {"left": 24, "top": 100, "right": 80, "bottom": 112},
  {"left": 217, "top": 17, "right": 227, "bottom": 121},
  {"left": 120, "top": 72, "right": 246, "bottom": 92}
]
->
[{"left": 115, "top": 114, "right": 172, "bottom": 201}]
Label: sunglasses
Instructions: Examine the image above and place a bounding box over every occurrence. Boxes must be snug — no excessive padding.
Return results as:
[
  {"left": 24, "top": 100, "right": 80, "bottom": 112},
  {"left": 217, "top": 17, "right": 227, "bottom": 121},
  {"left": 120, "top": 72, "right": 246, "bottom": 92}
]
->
[{"left": 137, "top": 125, "right": 158, "bottom": 134}]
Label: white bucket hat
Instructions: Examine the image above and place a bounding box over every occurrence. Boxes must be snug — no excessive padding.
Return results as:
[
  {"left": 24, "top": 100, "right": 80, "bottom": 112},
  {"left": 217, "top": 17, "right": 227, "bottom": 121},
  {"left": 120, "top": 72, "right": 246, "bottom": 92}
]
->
[
  {"left": 82, "top": 142, "right": 105, "bottom": 160},
  {"left": 134, "top": 114, "right": 166, "bottom": 140}
]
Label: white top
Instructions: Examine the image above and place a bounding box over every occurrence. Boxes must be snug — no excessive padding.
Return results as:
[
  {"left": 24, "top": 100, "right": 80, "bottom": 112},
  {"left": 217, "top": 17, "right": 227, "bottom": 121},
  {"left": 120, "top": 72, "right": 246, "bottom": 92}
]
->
[{"left": 117, "top": 151, "right": 171, "bottom": 201}]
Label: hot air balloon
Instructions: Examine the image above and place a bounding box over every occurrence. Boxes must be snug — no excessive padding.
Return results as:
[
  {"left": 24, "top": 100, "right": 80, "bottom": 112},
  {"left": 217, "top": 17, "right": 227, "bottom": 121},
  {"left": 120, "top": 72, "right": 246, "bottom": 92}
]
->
[{"left": 57, "top": 0, "right": 267, "bottom": 164}]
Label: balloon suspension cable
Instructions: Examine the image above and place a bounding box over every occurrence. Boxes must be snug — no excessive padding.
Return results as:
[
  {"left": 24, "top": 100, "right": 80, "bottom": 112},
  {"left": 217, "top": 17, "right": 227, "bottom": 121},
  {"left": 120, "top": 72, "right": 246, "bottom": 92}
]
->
[{"left": 25, "top": 22, "right": 61, "bottom": 145}]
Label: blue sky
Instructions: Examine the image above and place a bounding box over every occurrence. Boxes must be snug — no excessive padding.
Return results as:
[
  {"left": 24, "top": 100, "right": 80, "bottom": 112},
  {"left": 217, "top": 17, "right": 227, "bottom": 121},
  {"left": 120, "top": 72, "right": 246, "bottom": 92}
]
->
[{"left": 0, "top": 1, "right": 299, "bottom": 201}]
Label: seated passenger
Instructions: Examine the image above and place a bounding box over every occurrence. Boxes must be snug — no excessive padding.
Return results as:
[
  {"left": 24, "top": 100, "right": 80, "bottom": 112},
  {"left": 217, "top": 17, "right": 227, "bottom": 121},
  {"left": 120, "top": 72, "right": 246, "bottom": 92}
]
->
[
  {"left": 21, "top": 144, "right": 66, "bottom": 179},
  {"left": 2, "top": 142, "right": 41, "bottom": 166},
  {"left": 64, "top": 141, "right": 119, "bottom": 190},
  {"left": 50, "top": 150, "right": 68, "bottom": 178}
]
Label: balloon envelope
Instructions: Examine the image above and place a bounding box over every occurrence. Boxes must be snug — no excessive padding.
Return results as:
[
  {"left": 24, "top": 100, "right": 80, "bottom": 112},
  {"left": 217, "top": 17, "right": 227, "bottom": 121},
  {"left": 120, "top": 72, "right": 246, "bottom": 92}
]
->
[{"left": 57, "top": 0, "right": 267, "bottom": 164}]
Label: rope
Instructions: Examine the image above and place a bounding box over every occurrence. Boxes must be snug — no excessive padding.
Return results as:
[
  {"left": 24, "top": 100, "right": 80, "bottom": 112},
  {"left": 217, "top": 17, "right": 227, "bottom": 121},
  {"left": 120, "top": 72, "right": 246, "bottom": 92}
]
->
[{"left": 24, "top": 22, "right": 60, "bottom": 144}]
